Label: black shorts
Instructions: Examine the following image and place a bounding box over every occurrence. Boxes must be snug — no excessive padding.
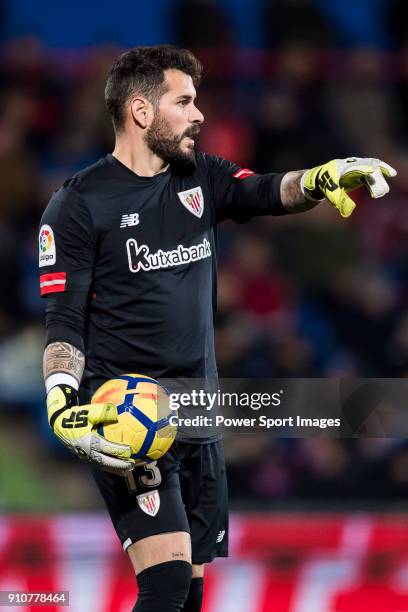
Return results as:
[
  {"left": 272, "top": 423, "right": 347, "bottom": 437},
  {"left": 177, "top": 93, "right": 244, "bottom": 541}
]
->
[{"left": 91, "top": 440, "right": 229, "bottom": 564}]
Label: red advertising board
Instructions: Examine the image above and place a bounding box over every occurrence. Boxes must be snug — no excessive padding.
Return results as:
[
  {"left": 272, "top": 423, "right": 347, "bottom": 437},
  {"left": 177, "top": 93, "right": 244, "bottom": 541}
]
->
[{"left": 0, "top": 513, "right": 408, "bottom": 611}]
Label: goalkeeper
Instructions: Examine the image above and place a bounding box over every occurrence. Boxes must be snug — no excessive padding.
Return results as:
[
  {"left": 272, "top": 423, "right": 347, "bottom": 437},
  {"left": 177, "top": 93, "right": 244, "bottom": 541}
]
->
[
  {"left": 40, "top": 45, "right": 396, "bottom": 612},
  {"left": 44, "top": 155, "right": 396, "bottom": 477}
]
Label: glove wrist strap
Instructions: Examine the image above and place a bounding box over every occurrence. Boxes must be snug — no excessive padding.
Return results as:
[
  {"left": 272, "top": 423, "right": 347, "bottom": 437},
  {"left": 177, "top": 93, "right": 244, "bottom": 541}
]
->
[
  {"left": 46, "top": 372, "right": 79, "bottom": 394},
  {"left": 47, "top": 385, "right": 79, "bottom": 429},
  {"left": 300, "top": 170, "right": 326, "bottom": 202}
]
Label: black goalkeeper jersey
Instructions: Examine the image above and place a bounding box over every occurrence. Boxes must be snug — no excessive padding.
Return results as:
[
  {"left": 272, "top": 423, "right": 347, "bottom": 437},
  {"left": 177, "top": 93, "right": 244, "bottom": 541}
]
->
[{"left": 39, "top": 152, "right": 286, "bottom": 439}]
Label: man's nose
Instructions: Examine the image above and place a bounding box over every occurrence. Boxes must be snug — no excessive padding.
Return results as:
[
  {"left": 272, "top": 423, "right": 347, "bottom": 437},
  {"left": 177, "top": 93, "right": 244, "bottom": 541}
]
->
[{"left": 191, "top": 105, "right": 204, "bottom": 124}]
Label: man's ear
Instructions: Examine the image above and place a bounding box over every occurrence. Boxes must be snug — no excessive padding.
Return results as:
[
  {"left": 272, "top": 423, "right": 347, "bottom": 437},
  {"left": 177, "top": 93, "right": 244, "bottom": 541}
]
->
[{"left": 129, "top": 97, "right": 151, "bottom": 129}]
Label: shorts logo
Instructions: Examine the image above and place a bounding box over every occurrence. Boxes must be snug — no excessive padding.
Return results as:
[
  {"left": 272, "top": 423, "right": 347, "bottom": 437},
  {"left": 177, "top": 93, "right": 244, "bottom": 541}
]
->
[
  {"left": 39, "top": 224, "right": 56, "bottom": 267},
  {"left": 127, "top": 238, "right": 212, "bottom": 273},
  {"left": 216, "top": 530, "right": 225, "bottom": 543},
  {"left": 136, "top": 490, "right": 160, "bottom": 517},
  {"left": 177, "top": 186, "right": 204, "bottom": 219}
]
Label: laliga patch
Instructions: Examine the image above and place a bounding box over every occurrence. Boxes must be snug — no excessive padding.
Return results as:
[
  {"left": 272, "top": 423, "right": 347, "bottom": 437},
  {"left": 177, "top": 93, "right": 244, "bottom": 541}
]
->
[
  {"left": 39, "top": 224, "right": 56, "bottom": 267},
  {"left": 177, "top": 186, "right": 204, "bottom": 219},
  {"left": 136, "top": 489, "right": 160, "bottom": 517}
]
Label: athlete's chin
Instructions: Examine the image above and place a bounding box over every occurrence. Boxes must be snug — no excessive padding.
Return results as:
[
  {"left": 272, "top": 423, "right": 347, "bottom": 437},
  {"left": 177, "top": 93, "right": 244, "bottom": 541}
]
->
[
  {"left": 176, "top": 145, "right": 196, "bottom": 162},
  {"left": 181, "top": 141, "right": 195, "bottom": 154}
]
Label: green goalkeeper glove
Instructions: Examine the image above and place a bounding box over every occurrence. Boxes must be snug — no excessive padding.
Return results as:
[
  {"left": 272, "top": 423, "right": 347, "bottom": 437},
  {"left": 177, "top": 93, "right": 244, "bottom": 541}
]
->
[
  {"left": 47, "top": 385, "right": 134, "bottom": 475},
  {"left": 301, "top": 157, "right": 397, "bottom": 218}
]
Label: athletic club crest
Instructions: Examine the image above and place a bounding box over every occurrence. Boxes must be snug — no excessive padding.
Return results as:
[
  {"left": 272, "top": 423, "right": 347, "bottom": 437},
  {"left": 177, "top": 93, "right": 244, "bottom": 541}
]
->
[
  {"left": 177, "top": 186, "right": 204, "bottom": 219},
  {"left": 136, "top": 490, "right": 160, "bottom": 517}
]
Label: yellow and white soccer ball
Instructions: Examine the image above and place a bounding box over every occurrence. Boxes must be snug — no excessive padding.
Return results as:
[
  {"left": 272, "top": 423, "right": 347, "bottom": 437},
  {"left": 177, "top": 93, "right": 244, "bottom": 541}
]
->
[{"left": 91, "top": 374, "right": 176, "bottom": 466}]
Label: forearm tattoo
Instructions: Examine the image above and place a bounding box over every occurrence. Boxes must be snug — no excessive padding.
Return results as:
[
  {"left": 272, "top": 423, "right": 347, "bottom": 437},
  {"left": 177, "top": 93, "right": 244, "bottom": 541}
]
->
[
  {"left": 280, "top": 170, "right": 321, "bottom": 213},
  {"left": 43, "top": 342, "right": 85, "bottom": 385}
]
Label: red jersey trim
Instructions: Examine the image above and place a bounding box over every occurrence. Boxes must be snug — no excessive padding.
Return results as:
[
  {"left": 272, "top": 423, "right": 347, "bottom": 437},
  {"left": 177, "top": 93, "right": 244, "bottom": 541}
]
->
[
  {"left": 233, "top": 168, "right": 255, "bottom": 180},
  {"left": 40, "top": 272, "right": 66, "bottom": 296}
]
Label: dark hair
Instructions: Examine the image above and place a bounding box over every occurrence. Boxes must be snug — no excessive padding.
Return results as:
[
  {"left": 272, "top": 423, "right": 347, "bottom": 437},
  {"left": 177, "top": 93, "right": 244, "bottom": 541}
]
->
[{"left": 105, "top": 45, "right": 203, "bottom": 132}]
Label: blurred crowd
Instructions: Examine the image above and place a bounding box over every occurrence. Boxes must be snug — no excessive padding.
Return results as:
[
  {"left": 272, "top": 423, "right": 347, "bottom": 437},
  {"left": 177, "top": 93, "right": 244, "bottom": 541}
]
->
[{"left": 2, "top": 0, "right": 408, "bottom": 510}]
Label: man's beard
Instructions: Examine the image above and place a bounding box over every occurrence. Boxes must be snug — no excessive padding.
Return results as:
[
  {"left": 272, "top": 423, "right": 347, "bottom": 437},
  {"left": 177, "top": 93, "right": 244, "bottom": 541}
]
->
[{"left": 144, "top": 112, "right": 200, "bottom": 168}]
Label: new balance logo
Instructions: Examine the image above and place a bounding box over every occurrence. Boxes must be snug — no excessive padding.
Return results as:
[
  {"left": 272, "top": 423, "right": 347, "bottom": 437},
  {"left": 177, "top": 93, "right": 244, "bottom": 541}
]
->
[
  {"left": 318, "top": 170, "right": 337, "bottom": 192},
  {"left": 120, "top": 213, "right": 140, "bottom": 228},
  {"left": 61, "top": 410, "right": 89, "bottom": 429},
  {"left": 216, "top": 530, "right": 225, "bottom": 543}
]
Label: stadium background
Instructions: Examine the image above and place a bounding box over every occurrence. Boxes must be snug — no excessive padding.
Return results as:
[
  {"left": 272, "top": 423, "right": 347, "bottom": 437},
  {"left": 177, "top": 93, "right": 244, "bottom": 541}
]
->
[{"left": 1, "top": 0, "right": 408, "bottom": 610}]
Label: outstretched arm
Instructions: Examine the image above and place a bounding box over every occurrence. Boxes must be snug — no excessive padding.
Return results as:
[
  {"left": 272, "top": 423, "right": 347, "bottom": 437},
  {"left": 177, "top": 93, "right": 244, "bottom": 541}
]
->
[{"left": 280, "top": 170, "right": 318, "bottom": 213}]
